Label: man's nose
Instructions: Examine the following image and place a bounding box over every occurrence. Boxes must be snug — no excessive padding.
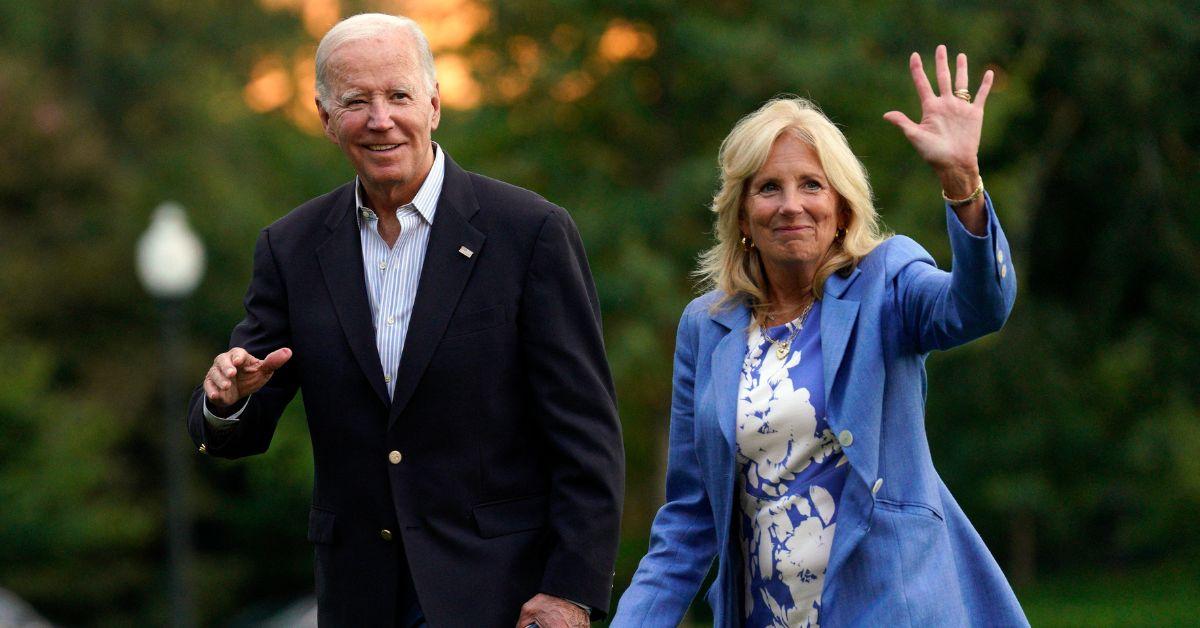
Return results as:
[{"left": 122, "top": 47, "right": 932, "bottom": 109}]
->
[{"left": 366, "top": 100, "right": 395, "bottom": 131}]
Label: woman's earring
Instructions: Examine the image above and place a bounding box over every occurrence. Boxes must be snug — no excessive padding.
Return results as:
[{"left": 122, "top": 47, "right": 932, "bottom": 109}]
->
[
  {"left": 741, "top": 235, "right": 755, "bottom": 250},
  {"left": 835, "top": 227, "right": 846, "bottom": 241}
]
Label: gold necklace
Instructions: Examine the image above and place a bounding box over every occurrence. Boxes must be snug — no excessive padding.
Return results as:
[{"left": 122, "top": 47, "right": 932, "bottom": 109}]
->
[{"left": 761, "top": 300, "right": 814, "bottom": 360}]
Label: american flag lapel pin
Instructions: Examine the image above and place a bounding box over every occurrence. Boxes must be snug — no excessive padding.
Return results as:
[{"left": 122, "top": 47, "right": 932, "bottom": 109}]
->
[{"left": 458, "top": 245, "right": 474, "bottom": 258}]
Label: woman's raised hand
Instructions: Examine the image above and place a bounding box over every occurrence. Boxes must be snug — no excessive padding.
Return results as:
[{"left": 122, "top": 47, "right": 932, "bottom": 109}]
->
[{"left": 883, "top": 45, "right": 993, "bottom": 198}]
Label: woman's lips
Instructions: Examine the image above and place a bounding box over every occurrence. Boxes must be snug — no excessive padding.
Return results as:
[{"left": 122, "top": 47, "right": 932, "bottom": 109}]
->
[{"left": 774, "top": 225, "right": 814, "bottom": 233}]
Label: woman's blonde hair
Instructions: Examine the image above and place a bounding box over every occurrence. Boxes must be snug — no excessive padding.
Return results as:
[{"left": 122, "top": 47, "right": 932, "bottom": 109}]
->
[{"left": 696, "top": 96, "right": 888, "bottom": 316}]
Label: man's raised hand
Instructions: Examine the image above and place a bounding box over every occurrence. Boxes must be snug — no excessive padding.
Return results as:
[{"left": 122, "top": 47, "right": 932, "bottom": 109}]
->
[{"left": 203, "top": 346, "right": 292, "bottom": 408}]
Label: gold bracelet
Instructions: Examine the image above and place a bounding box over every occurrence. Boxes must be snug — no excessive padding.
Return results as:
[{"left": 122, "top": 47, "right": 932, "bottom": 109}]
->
[{"left": 942, "top": 178, "right": 984, "bottom": 207}]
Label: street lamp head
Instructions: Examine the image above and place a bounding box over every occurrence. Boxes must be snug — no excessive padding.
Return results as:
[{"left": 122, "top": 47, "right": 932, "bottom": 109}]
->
[{"left": 137, "top": 201, "right": 206, "bottom": 299}]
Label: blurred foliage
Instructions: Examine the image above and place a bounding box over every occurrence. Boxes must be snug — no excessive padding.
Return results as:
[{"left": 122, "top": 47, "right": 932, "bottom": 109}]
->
[{"left": 0, "top": 0, "right": 1196, "bottom": 624}]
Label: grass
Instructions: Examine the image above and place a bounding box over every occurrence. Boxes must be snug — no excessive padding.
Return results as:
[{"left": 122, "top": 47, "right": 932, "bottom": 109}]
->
[{"left": 1019, "top": 562, "right": 1200, "bottom": 627}]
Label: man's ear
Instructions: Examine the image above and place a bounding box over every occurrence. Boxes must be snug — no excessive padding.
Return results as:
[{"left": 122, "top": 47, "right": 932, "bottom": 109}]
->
[
  {"left": 429, "top": 83, "right": 441, "bottom": 132},
  {"left": 316, "top": 98, "right": 337, "bottom": 144}
]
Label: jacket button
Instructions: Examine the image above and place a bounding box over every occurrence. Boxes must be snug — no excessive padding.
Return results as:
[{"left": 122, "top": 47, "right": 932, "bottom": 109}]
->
[
  {"left": 380, "top": 529, "right": 393, "bottom": 541},
  {"left": 198, "top": 443, "right": 207, "bottom": 454},
  {"left": 872, "top": 478, "right": 884, "bottom": 495},
  {"left": 838, "top": 430, "right": 854, "bottom": 447},
  {"left": 388, "top": 451, "right": 402, "bottom": 464}
]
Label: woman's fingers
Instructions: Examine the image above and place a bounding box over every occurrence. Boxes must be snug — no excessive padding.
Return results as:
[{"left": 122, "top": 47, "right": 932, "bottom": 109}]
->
[
  {"left": 935, "top": 44, "right": 951, "bottom": 96},
  {"left": 975, "top": 69, "right": 995, "bottom": 109},
  {"left": 955, "top": 53, "right": 969, "bottom": 93},
  {"left": 909, "top": 52, "right": 935, "bottom": 102}
]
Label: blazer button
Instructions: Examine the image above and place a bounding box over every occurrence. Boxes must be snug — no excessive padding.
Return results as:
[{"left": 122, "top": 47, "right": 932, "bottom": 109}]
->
[
  {"left": 388, "top": 451, "right": 402, "bottom": 464},
  {"left": 198, "top": 443, "right": 207, "bottom": 454},
  {"left": 872, "top": 477, "right": 884, "bottom": 495},
  {"left": 380, "top": 529, "right": 393, "bottom": 541},
  {"left": 838, "top": 430, "right": 854, "bottom": 448}
]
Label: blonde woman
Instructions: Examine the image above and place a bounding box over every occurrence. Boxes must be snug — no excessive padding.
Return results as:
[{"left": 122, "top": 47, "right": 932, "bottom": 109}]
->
[{"left": 613, "top": 46, "right": 1026, "bottom": 627}]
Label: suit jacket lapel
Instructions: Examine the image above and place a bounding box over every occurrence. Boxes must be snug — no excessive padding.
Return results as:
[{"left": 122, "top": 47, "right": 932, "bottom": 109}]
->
[
  {"left": 388, "top": 156, "right": 485, "bottom": 428},
  {"left": 316, "top": 183, "right": 390, "bottom": 407}
]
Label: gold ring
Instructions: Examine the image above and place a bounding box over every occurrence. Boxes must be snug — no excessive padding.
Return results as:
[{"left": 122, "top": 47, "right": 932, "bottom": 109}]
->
[{"left": 953, "top": 89, "right": 972, "bottom": 102}]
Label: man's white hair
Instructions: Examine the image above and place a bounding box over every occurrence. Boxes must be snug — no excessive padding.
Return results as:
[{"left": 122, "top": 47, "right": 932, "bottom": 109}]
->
[{"left": 314, "top": 13, "right": 437, "bottom": 109}]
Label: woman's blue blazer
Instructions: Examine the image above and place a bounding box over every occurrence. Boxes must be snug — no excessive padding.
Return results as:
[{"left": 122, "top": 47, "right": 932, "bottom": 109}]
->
[{"left": 613, "top": 198, "right": 1029, "bottom": 626}]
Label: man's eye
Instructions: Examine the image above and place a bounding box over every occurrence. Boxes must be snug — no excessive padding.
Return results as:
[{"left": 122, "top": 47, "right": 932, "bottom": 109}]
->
[{"left": 391, "top": 92, "right": 410, "bottom": 100}]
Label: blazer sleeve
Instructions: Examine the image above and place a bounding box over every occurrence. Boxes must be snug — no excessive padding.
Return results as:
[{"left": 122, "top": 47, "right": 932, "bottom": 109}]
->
[
  {"left": 187, "top": 228, "right": 299, "bottom": 459},
  {"left": 611, "top": 305, "right": 718, "bottom": 627},
  {"left": 517, "top": 207, "right": 625, "bottom": 617},
  {"left": 891, "top": 193, "right": 1018, "bottom": 354}
]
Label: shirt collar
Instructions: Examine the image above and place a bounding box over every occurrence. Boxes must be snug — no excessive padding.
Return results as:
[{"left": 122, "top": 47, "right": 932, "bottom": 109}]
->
[{"left": 354, "top": 142, "right": 444, "bottom": 226}]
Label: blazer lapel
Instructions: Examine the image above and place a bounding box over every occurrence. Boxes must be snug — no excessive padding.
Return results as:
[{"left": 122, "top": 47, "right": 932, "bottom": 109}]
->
[
  {"left": 710, "top": 303, "right": 750, "bottom": 450},
  {"left": 316, "top": 184, "right": 390, "bottom": 407},
  {"left": 819, "top": 269, "right": 861, "bottom": 407},
  {"left": 388, "top": 156, "right": 485, "bottom": 428}
]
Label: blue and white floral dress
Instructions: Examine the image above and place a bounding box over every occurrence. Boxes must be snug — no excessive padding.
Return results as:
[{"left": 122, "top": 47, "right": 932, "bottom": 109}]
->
[{"left": 736, "top": 301, "right": 849, "bottom": 627}]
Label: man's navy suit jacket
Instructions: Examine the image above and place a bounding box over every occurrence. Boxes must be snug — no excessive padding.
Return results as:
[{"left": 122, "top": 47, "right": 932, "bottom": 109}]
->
[{"left": 187, "top": 153, "right": 624, "bottom": 627}]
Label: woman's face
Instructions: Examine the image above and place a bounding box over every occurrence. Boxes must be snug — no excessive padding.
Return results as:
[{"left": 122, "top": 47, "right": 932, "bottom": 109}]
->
[{"left": 740, "top": 132, "right": 845, "bottom": 283}]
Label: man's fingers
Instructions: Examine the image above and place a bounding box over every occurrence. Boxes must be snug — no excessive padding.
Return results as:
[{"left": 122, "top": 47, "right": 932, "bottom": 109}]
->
[
  {"left": 203, "top": 376, "right": 220, "bottom": 399},
  {"left": 262, "top": 347, "right": 293, "bottom": 371},
  {"left": 934, "top": 44, "right": 951, "bottom": 96},
  {"left": 909, "top": 52, "right": 934, "bottom": 102},
  {"left": 207, "top": 364, "right": 230, "bottom": 390},
  {"left": 214, "top": 353, "right": 231, "bottom": 378}
]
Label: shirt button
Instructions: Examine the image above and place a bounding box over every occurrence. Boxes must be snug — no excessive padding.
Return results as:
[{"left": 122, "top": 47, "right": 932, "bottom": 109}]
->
[
  {"left": 388, "top": 451, "right": 402, "bottom": 464},
  {"left": 378, "top": 260, "right": 387, "bottom": 270},
  {"left": 380, "top": 529, "right": 393, "bottom": 541},
  {"left": 838, "top": 430, "right": 854, "bottom": 447},
  {"left": 386, "top": 316, "right": 396, "bottom": 326},
  {"left": 384, "top": 374, "right": 392, "bottom": 383},
  {"left": 872, "top": 477, "right": 884, "bottom": 495}
]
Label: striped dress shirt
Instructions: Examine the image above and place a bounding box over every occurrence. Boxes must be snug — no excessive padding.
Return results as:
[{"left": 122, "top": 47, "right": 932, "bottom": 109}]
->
[
  {"left": 204, "top": 145, "right": 445, "bottom": 424},
  {"left": 355, "top": 145, "right": 445, "bottom": 397}
]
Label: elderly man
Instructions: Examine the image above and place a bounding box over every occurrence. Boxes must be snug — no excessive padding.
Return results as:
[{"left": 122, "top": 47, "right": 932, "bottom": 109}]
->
[{"left": 187, "top": 13, "right": 624, "bottom": 628}]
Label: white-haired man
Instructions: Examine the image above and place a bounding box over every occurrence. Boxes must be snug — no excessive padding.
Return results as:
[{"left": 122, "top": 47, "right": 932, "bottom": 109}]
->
[{"left": 188, "top": 13, "right": 623, "bottom": 628}]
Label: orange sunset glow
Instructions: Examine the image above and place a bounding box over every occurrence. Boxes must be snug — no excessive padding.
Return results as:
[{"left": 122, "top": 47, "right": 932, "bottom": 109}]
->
[{"left": 244, "top": 1, "right": 660, "bottom": 130}]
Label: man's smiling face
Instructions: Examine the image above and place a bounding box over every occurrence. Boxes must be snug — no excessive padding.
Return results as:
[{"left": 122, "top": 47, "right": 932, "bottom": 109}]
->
[{"left": 318, "top": 28, "right": 440, "bottom": 207}]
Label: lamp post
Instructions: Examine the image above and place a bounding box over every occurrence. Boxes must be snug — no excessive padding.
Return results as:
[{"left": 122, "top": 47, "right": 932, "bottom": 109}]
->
[{"left": 137, "top": 201, "right": 205, "bottom": 628}]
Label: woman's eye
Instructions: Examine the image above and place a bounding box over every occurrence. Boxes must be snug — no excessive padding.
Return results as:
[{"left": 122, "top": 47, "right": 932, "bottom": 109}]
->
[
  {"left": 759, "top": 182, "right": 780, "bottom": 193},
  {"left": 803, "top": 180, "right": 823, "bottom": 191}
]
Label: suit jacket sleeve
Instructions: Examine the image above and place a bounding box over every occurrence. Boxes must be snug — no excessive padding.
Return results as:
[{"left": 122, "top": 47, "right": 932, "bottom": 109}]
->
[
  {"left": 610, "top": 303, "right": 718, "bottom": 627},
  {"left": 891, "top": 193, "right": 1017, "bottom": 354},
  {"left": 517, "top": 207, "right": 624, "bottom": 616},
  {"left": 187, "top": 228, "right": 299, "bottom": 458}
]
